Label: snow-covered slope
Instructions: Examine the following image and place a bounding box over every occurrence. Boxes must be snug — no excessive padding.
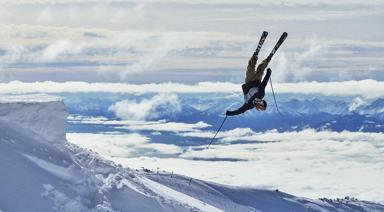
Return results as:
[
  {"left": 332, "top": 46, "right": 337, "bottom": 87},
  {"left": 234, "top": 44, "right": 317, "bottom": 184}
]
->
[
  {"left": 1, "top": 95, "right": 383, "bottom": 212},
  {"left": 0, "top": 95, "right": 67, "bottom": 144}
]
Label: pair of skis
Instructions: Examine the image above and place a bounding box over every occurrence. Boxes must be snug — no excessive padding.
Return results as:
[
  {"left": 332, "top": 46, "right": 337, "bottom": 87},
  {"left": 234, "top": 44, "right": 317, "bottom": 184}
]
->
[
  {"left": 254, "top": 31, "right": 288, "bottom": 60},
  {"left": 254, "top": 31, "right": 287, "bottom": 116}
]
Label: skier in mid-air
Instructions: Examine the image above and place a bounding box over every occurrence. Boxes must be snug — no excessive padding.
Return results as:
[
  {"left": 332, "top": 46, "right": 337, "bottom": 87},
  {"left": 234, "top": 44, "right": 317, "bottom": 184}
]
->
[
  {"left": 208, "top": 31, "right": 287, "bottom": 148},
  {"left": 226, "top": 31, "right": 287, "bottom": 116},
  {"left": 225, "top": 54, "right": 271, "bottom": 116}
]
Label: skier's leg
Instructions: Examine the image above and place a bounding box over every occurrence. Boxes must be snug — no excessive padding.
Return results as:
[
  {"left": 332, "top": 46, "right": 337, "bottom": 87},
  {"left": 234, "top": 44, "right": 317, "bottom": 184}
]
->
[
  {"left": 254, "top": 58, "right": 270, "bottom": 81},
  {"left": 245, "top": 56, "right": 257, "bottom": 83}
]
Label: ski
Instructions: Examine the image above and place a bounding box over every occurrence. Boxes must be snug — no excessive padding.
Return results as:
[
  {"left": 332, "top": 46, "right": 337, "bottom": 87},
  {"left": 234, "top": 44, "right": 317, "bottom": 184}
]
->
[
  {"left": 267, "top": 32, "right": 288, "bottom": 60},
  {"left": 253, "top": 31, "right": 268, "bottom": 57}
]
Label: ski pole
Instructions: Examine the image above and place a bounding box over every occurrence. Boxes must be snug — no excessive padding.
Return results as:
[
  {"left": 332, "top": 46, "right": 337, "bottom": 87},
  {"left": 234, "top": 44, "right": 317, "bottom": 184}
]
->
[
  {"left": 269, "top": 77, "right": 282, "bottom": 115},
  {"left": 207, "top": 115, "right": 228, "bottom": 149}
]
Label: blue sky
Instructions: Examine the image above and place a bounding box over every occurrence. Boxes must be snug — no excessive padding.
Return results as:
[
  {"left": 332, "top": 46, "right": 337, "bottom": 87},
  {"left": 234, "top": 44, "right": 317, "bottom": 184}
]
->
[{"left": 0, "top": 0, "right": 383, "bottom": 83}]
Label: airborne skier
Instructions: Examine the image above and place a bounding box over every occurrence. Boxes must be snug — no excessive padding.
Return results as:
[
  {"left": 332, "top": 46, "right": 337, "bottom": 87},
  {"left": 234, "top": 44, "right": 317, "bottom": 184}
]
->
[
  {"left": 208, "top": 32, "right": 287, "bottom": 148},
  {"left": 226, "top": 32, "right": 287, "bottom": 116},
  {"left": 226, "top": 56, "right": 271, "bottom": 116}
]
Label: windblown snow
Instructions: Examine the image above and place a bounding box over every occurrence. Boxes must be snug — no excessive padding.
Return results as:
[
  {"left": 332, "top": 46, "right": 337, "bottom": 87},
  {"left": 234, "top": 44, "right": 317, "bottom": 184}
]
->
[{"left": 0, "top": 95, "right": 383, "bottom": 212}]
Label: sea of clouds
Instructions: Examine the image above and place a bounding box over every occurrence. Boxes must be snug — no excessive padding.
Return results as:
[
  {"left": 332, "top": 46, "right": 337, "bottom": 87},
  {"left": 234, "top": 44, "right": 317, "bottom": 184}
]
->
[
  {"left": 67, "top": 121, "right": 384, "bottom": 203},
  {"left": 55, "top": 85, "right": 383, "bottom": 203}
]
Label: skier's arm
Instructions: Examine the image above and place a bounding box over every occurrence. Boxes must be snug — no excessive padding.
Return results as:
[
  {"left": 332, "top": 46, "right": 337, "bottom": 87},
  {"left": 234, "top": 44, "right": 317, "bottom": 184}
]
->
[
  {"left": 226, "top": 104, "right": 251, "bottom": 116},
  {"left": 260, "top": 68, "right": 272, "bottom": 89},
  {"left": 241, "top": 84, "right": 247, "bottom": 95}
]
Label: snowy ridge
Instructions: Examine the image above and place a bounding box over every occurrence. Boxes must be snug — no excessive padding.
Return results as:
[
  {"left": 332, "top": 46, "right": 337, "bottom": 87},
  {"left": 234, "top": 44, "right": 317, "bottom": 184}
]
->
[
  {"left": 0, "top": 95, "right": 383, "bottom": 211},
  {"left": 0, "top": 94, "right": 67, "bottom": 144}
]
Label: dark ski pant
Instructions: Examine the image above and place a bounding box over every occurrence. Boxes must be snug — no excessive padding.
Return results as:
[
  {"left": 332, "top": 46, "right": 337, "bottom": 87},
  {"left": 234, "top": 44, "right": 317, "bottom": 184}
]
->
[{"left": 245, "top": 56, "right": 270, "bottom": 83}]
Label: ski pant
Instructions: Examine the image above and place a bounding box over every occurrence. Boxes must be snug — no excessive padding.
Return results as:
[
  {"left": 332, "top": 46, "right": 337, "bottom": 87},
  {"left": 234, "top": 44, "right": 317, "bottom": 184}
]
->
[{"left": 245, "top": 56, "right": 270, "bottom": 83}]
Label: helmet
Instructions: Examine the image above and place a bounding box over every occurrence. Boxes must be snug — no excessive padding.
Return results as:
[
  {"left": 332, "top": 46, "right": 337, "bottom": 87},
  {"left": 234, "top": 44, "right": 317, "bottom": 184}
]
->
[{"left": 253, "top": 99, "right": 267, "bottom": 111}]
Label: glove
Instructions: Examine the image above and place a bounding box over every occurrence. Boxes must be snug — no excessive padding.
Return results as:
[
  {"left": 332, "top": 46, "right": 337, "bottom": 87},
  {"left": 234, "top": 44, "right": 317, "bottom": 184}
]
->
[
  {"left": 267, "top": 68, "right": 272, "bottom": 73},
  {"left": 226, "top": 110, "right": 235, "bottom": 116}
]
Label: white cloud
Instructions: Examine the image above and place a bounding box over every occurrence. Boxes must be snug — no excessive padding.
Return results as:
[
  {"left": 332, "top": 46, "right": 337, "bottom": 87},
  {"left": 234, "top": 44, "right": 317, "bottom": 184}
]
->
[
  {"left": 1, "top": 80, "right": 383, "bottom": 98},
  {"left": 68, "top": 115, "right": 108, "bottom": 123},
  {"left": 180, "top": 127, "right": 254, "bottom": 140},
  {"left": 118, "top": 121, "right": 211, "bottom": 132},
  {"left": 67, "top": 132, "right": 183, "bottom": 158},
  {"left": 40, "top": 40, "right": 84, "bottom": 62},
  {"left": 348, "top": 97, "right": 366, "bottom": 112},
  {"left": 273, "top": 39, "right": 328, "bottom": 82},
  {"left": 68, "top": 115, "right": 162, "bottom": 125},
  {"left": 100, "top": 129, "right": 384, "bottom": 203},
  {"left": 118, "top": 32, "right": 178, "bottom": 76},
  {"left": 1, "top": 0, "right": 384, "bottom": 6},
  {"left": 181, "top": 128, "right": 384, "bottom": 145},
  {"left": 108, "top": 93, "right": 181, "bottom": 120},
  {"left": 0, "top": 0, "right": 383, "bottom": 82},
  {"left": 68, "top": 115, "right": 211, "bottom": 132},
  {"left": 66, "top": 111, "right": 384, "bottom": 203},
  {"left": 0, "top": 24, "right": 249, "bottom": 77},
  {"left": 67, "top": 132, "right": 149, "bottom": 157}
]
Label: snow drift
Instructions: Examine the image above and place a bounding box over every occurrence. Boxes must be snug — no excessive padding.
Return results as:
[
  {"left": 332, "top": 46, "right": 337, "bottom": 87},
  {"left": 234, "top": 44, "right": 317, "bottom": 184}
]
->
[
  {"left": 0, "top": 95, "right": 383, "bottom": 212},
  {"left": 0, "top": 95, "right": 67, "bottom": 144}
]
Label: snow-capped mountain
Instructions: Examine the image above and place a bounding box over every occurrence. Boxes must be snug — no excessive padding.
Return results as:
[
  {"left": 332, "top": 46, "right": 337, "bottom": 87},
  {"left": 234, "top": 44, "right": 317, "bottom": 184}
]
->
[
  {"left": 61, "top": 92, "right": 384, "bottom": 133},
  {"left": 358, "top": 98, "right": 384, "bottom": 119},
  {"left": 1, "top": 95, "right": 383, "bottom": 211}
]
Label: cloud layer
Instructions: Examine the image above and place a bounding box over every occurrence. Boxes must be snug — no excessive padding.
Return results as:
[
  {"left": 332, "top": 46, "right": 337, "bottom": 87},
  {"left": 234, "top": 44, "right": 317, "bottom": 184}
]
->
[
  {"left": 1, "top": 80, "right": 383, "bottom": 98},
  {"left": 0, "top": 0, "right": 383, "bottom": 83},
  {"left": 108, "top": 93, "right": 181, "bottom": 120},
  {"left": 67, "top": 132, "right": 182, "bottom": 158},
  {"left": 67, "top": 128, "right": 384, "bottom": 203}
]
